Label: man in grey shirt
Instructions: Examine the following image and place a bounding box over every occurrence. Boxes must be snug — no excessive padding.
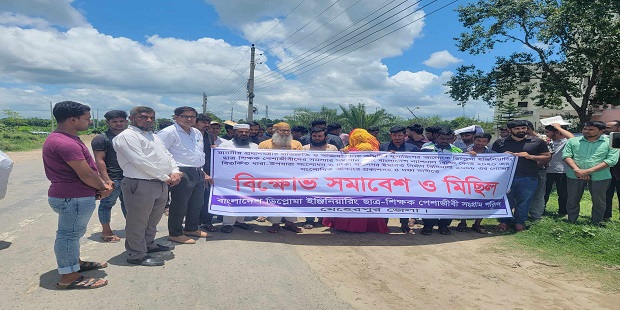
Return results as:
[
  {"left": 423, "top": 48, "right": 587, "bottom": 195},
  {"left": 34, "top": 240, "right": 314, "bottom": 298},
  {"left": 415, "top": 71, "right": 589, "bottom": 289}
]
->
[{"left": 540, "top": 123, "right": 573, "bottom": 217}]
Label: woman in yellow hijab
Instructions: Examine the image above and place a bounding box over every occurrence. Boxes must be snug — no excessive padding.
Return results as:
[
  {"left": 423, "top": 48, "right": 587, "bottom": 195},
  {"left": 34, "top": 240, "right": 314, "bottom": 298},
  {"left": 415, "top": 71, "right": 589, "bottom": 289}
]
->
[{"left": 322, "top": 128, "right": 389, "bottom": 234}]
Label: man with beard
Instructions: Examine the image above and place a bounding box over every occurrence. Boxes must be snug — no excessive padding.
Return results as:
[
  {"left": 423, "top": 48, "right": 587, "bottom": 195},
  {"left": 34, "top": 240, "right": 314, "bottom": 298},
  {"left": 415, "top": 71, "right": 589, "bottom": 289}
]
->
[
  {"left": 113, "top": 106, "right": 181, "bottom": 266},
  {"left": 301, "top": 127, "right": 337, "bottom": 229},
  {"left": 259, "top": 122, "right": 303, "bottom": 233},
  {"left": 420, "top": 127, "right": 461, "bottom": 235},
  {"left": 564, "top": 121, "right": 619, "bottom": 224},
  {"left": 299, "top": 120, "right": 345, "bottom": 150},
  {"left": 91, "top": 110, "right": 128, "bottom": 243},
  {"left": 217, "top": 124, "right": 256, "bottom": 233},
  {"left": 492, "top": 120, "right": 550, "bottom": 232},
  {"left": 454, "top": 129, "right": 476, "bottom": 151},
  {"left": 249, "top": 121, "right": 266, "bottom": 144}
]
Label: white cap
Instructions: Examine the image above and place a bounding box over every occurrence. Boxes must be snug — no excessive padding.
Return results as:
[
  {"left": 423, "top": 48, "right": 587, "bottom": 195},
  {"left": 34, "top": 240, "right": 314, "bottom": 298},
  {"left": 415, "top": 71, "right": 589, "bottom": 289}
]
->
[{"left": 233, "top": 124, "right": 250, "bottom": 130}]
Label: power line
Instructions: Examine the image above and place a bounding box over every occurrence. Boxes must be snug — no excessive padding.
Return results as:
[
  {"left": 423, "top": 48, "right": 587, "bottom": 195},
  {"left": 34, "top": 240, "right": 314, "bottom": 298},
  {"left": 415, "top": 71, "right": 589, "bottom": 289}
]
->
[
  {"left": 208, "top": 47, "right": 250, "bottom": 95},
  {"left": 256, "top": 0, "right": 456, "bottom": 91},
  {"left": 256, "top": 0, "right": 415, "bottom": 84},
  {"left": 254, "top": 0, "right": 308, "bottom": 44}
]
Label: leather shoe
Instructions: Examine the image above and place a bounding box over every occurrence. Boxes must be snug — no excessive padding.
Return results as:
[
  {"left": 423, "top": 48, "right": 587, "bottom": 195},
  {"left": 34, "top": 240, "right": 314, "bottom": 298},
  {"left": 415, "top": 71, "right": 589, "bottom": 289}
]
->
[
  {"left": 168, "top": 235, "right": 196, "bottom": 244},
  {"left": 147, "top": 244, "right": 175, "bottom": 253},
  {"left": 127, "top": 255, "right": 164, "bottom": 266},
  {"left": 183, "top": 230, "right": 209, "bottom": 238}
]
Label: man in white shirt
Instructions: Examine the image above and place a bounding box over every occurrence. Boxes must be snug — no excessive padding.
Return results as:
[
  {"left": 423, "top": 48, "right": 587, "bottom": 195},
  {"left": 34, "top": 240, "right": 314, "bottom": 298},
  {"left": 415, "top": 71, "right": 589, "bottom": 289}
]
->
[
  {"left": 113, "top": 106, "right": 182, "bottom": 266},
  {"left": 217, "top": 123, "right": 257, "bottom": 233},
  {"left": 158, "top": 107, "right": 213, "bottom": 244}
]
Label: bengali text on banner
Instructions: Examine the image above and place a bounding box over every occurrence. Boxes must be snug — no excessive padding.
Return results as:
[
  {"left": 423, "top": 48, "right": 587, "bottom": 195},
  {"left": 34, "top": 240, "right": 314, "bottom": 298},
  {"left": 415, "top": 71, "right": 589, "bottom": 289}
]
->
[{"left": 208, "top": 149, "right": 517, "bottom": 219}]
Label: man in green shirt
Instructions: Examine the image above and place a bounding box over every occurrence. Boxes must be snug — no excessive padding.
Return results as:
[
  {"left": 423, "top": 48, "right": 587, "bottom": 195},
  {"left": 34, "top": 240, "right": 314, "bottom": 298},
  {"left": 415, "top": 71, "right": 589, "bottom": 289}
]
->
[{"left": 563, "top": 121, "right": 619, "bottom": 224}]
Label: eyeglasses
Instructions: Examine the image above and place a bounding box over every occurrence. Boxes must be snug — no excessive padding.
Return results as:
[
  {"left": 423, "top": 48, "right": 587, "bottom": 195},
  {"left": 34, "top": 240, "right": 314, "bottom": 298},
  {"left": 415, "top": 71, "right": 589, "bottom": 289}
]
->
[{"left": 178, "top": 115, "right": 196, "bottom": 119}]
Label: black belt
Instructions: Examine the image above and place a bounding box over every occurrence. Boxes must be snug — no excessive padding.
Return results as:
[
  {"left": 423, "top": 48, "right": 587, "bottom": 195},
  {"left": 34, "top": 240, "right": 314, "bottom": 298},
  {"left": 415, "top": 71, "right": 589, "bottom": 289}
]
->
[
  {"left": 179, "top": 166, "right": 202, "bottom": 171},
  {"left": 126, "top": 177, "right": 163, "bottom": 183}
]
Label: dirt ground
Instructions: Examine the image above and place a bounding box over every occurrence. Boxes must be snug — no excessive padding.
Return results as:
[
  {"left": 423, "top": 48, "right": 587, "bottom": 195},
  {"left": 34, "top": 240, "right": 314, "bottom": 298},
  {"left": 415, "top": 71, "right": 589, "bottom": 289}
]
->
[{"left": 3, "top": 147, "right": 620, "bottom": 309}]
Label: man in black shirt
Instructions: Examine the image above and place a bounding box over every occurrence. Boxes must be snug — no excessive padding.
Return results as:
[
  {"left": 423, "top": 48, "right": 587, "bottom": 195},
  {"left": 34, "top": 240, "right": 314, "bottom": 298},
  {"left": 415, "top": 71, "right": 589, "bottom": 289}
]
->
[
  {"left": 193, "top": 114, "right": 219, "bottom": 232},
  {"left": 491, "top": 120, "right": 550, "bottom": 232},
  {"left": 91, "top": 110, "right": 128, "bottom": 242},
  {"left": 298, "top": 120, "right": 345, "bottom": 149}
]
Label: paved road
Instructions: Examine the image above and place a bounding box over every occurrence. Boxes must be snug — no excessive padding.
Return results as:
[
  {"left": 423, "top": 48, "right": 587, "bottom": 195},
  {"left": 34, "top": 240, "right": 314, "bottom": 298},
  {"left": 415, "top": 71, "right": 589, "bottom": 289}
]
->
[{"left": 0, "top": 154, "right": 354, "bottom": 309}]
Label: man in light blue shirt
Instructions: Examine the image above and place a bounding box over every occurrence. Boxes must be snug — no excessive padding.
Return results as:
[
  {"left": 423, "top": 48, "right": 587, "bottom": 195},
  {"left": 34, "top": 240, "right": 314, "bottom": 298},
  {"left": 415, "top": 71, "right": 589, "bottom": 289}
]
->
[{"left": 563, "top": 121, "right": 619, "bottom": 224}]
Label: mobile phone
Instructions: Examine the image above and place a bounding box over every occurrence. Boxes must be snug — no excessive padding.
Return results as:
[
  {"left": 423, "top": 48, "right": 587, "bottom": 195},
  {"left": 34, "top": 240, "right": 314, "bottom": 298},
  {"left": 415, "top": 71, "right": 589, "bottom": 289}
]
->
[{"left": 610, "top": 132, "right": 620, "bottom": 149}]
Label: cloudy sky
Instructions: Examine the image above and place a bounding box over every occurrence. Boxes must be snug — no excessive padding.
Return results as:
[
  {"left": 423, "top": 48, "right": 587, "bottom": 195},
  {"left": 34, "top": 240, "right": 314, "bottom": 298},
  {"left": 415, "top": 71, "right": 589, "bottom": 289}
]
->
[{"left": 0, "top": 0, "right": 500, "bottom": 122}]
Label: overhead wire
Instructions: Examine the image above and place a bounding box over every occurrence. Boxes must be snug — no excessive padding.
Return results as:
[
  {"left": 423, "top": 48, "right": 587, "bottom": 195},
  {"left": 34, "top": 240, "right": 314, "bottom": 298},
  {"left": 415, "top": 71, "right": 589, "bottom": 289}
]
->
[
  {"left": 255, "top": 0, "right": 411, "bottom": 83},
  {"left": 256, "top": 0, "right": 456, "bottom": 91}
]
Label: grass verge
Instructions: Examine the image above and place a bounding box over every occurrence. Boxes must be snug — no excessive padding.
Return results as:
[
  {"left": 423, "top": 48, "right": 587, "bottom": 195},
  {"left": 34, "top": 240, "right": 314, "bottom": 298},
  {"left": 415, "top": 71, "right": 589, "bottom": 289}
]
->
[{"left": 0, "top": 131, "right": 47, "bottom": 151}]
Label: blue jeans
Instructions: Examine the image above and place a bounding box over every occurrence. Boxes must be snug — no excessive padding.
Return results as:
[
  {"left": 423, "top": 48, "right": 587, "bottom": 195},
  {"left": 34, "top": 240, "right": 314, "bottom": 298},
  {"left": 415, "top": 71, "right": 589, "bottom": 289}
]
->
[
  {"left": 48, "top": 196, "right": 96, "bottom": 274},
  {"left": 97, "top": 179, "right": 126, "bottom": 224},
  {"left": 501, "top": 176, "right": 538, "bottom": 225}
]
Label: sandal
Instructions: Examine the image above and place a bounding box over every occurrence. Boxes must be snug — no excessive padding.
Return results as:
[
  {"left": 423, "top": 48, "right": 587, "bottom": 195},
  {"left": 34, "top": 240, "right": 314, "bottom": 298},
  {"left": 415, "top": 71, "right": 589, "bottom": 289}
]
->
[
  {"left": 79, "top": 261, "right": 108, "bottom": 272},
  {"left": 514, "top": 223, "right": 526, "bottom": 232},
  {"left": 495, "top": 223, "right": 509, "bottom": 232},
  {"left": 267, "top": 224, "right": 280, "bottom": 233},
  {"left": 408, "top": 219, "right": 416, "bottom": 228},
  {"left": 202, "top": 223, "right": 218, "bottom": 232},
  {"left": 57, "top": 276, "right": 108, "bottom": 290},
  {"left": 472, "top": 225, "right": 488, "bottom": 234},
  {"left": 256, "top": 216, "right": 267, "bottom": 222},
  {"left": 455, "top": 222, "right": 467, "bottom": 232},
  {"left": 100, "top": 235, "right": 120, "bottom": 243},
  {"left": 421, "top": 227, "right": 433, "bottom": 235},
  {"left": 283, "top": 224, "right": 303, "bottom": 233}
]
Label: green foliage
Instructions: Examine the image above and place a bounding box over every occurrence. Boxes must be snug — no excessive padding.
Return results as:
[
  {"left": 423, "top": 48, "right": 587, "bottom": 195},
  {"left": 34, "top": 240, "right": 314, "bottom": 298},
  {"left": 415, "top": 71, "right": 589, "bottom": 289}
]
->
[
  {"left": 446, "top": 0, "right": 620, "bottom": 124},
  {"left": 0, "top": 131, "right": 46, "bottom": 151},
  {"left": 338, "top": 103, "right": 392, "bottom": 131}
]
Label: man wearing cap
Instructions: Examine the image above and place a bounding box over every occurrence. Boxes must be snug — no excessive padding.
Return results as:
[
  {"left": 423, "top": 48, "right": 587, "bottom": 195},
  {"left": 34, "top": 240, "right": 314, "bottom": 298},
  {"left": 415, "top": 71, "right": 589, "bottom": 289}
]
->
[
  {"left": 158, "top": 107, "right": 212, "bottom": 244},
  {"left": 259, "top": 122, "right": 303, "bottom": 233},
  {"left": 217, "top": 123, "right": 257, "bottom": 233}
]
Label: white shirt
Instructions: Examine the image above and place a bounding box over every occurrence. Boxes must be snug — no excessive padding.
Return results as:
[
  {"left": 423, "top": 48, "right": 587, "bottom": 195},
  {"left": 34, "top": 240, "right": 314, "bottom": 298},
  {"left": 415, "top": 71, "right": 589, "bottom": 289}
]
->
[
  {"left": 219, "top": 139, "right": 258, "bottom": 149},
  {"left": 157, "top": 123, "right": 205, "bottom": 167},
  {"left": 214, "top": 136, "right": 226, "bottom": 146},
  {"left": 113, "top": 126, "right": 180, "bottom": 181}
]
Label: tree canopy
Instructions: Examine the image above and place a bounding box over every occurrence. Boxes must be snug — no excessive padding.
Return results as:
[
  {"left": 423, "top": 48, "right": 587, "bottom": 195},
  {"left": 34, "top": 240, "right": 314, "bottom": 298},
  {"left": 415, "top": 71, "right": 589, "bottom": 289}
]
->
[{"left": 446, "top": 0, "right": 620, "bottom": 124}]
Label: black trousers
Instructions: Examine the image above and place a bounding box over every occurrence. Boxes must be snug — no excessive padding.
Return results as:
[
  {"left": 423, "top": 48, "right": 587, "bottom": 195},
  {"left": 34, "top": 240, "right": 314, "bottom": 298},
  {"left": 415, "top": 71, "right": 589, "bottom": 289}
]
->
[
  {"left": 423, "top": 219, "right": 452, "bottom": 229},
  {"left": 605, "top": 174, "right": 620, "bottom": 219},
  {"left": 168, "top": 167, "right": 205, "bottom": 236},
  {"left": 544, "top": 173, "right": 568, "bottom": 215}
]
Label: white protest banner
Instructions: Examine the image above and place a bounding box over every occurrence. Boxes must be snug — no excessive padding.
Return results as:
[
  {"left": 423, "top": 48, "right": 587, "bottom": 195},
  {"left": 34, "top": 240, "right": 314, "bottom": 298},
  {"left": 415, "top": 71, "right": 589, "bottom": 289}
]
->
[{"left": 209, "top": 149, "right": 517, "bottom": 219}]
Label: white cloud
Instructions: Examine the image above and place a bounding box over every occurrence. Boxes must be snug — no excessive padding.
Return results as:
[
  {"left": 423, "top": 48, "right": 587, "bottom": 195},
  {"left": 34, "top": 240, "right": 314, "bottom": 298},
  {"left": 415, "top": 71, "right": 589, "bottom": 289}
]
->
[
  {"left": 423, "top": 50, "right": 462, "bottom": 68},
  {"left": 0, "top": 0, "right": 87, "bottom": 28},
  {"left": 0, "top": 1, "right": 491, "bottom": 122}
]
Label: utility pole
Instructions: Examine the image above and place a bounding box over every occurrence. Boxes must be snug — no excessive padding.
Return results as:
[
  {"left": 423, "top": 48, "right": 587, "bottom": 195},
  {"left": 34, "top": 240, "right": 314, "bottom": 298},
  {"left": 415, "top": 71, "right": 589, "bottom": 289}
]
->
[
  {"left": 247, "top": 44, "right": 256, "bottom": 122},
  {"left": 202, "top": 92, "right": 208, "bottom": 114},
  {"left": 49, "top": 101, "right": 54, "bottom": 132},
  {"left": 265, "top": 105, "right": 269, "bottom": 120}
]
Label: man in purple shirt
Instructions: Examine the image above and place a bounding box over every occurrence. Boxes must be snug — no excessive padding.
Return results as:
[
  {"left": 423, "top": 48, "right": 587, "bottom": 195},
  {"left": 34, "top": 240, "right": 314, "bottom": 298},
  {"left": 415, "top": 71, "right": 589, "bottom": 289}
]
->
[{"left": 43, "top": 101, "right": 113, "bottom": 289}]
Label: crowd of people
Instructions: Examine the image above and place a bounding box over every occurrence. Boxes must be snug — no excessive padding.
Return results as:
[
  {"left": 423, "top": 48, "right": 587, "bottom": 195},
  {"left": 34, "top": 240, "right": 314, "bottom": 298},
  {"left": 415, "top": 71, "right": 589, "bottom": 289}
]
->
[{"left": 42, "top": 101, "right": 620, "bottom": 289}]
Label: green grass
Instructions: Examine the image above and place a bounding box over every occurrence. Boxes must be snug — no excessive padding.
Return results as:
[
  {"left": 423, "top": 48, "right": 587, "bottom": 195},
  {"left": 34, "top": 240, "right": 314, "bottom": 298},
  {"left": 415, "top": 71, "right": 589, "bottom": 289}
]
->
[
  {"left": 0, "top": 131, "right": 47, "bottom": 151},
  {"left": 477, "top": 191, "right": 620, "bottom": 291}
]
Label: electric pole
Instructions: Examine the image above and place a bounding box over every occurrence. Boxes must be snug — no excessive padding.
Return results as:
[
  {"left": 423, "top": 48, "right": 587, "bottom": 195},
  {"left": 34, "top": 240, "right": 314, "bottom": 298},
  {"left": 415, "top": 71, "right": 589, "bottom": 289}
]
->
[
  {"left": 266, "top": 105, "right": 269, "bottom": 120},
  {"left": 247, "top": 44, "right": 256, "bottom": 122},
  {"left": 202, "top": 92, "right": 208, "bottom": 114}
]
